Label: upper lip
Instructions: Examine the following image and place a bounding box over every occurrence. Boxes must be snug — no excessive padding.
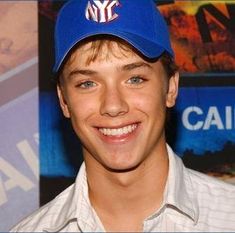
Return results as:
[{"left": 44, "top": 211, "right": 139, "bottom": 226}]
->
[{"left": 95, "top": 122, "right": 140, "bottom": 129}]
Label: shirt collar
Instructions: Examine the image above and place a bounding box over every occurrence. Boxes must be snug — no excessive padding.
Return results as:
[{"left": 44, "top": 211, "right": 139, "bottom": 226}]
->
[
  {"left": 75, "top": 164, "right": 106, "bottom": 232},
  {"left": 43, "top": 163, "right": 105, "bottom": 232},
  {"left": 44, "top": 145, "right": 199, "bottom": 232},
  {"left": 163, "top": 144, "right": 199, "bottom": 224}
]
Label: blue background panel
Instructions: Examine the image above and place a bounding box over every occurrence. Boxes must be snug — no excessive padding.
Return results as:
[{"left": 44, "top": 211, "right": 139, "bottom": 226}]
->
[{"left": 174, "top": 87, "right": 235, "bottom": 155}]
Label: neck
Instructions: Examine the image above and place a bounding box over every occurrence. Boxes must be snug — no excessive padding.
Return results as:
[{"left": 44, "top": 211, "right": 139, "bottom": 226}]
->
[{"left": 85, "top": 144, "right": 169, "bottom": 231}]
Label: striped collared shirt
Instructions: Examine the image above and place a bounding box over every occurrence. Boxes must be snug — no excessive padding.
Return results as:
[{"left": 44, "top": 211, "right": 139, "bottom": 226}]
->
[{"left": 11, "top": 145, "right": 235, "bottom": 232}]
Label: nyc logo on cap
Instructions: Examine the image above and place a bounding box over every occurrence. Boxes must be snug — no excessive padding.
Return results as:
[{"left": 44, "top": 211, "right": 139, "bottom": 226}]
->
[{"left": 85, "top": 0, "right": 120, "bottom": 23}]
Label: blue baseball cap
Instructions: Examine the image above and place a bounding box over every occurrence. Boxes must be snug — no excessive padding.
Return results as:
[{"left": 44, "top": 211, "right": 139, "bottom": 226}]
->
[{"left": 53, "top": 0, "right": 174, "bottom": 72}]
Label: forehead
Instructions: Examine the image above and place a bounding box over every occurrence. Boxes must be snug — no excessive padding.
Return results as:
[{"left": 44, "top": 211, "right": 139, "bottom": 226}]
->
[
  {"left": 63, "top": 39, "right": 140, "bottom": 70},
  {"left": 60, "top": 38, "right": 168, "bottom": 82}
]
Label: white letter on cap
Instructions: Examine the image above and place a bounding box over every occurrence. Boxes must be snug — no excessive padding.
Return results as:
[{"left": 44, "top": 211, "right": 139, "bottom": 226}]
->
[
  {"left": 86, "top": 1, "right": 98, "bottom": 22},
  {"left": 106, "top": 1, "right": 120, "bottom": 22},
  {"left": 94, "top": 0, "right": 109, "bottom": 23},
  {"left": 86, "top": 0, "right": 119, "bottom": 23}
]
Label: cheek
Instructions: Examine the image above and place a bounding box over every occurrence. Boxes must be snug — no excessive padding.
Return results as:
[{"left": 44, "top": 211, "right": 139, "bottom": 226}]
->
[
  {"left": 67, "top": 94, "right": 98, "bottom": 125},
  {"left": 131, "top": 88, "right": 167, "bottom": 113}
]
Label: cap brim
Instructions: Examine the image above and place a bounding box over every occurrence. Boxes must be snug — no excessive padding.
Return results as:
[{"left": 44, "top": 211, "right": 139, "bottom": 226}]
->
[{"left": 53, "top": 31, "right": 167, "bottom": 72}]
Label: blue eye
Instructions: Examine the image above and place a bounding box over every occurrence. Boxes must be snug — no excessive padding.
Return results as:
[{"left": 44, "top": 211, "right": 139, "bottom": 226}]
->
[
  {"left": 78, "top": 81, "right": 97, "bottom": 89},
  {"left": 127, "top": 76, "right": 144, "bottom": 84}
]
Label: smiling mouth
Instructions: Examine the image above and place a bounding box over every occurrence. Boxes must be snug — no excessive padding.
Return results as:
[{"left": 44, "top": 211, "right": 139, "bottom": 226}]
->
[{"left": 98, "top": 124, "right": 138, "bottom": 136}]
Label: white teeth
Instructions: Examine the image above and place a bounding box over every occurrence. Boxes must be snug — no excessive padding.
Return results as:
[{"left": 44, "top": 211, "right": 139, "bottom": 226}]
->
[{"left": 99, "top": 124, "right": 137, "bottom": 136}]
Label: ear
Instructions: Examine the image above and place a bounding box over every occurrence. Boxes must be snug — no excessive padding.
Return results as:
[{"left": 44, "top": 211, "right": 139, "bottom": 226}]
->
[
  {"left": 166, "top": 72, "right": 179, "bottom": 108},
  {"left": 57, "top": 84, "right": 71, "bottom": 118}
]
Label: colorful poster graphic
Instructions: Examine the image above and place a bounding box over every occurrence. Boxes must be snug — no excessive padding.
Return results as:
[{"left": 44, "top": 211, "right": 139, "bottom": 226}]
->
[{"left": 158, "top": 1, "right": 235, "bottom": 74}]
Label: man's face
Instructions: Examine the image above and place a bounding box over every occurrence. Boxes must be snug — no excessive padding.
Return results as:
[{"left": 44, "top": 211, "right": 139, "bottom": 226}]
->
[{"left": 57, "top": 41, "right": 178, "bottom": 172}]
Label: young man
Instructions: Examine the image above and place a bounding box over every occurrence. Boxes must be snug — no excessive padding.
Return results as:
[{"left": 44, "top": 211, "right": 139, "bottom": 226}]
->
[{"left": 12, "top": 0, "right": 235, "bottom": 232}]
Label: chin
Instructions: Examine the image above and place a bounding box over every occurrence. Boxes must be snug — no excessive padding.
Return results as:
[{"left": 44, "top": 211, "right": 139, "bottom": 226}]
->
[{"left": 103, "top": 160, "right": 141, "bottom": 173}]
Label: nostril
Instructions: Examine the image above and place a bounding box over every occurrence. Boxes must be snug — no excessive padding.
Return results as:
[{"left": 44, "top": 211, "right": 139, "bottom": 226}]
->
[{"left": 100, "top": 90, "right": 129, "bottom": 117}]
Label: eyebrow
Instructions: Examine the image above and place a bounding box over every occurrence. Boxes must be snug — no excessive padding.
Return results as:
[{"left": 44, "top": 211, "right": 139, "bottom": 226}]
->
[
  {"left": 68, "top": 69, "right": 98, "bottom": 78},
  {"left": 67, "top": 61, "right": 152, "bottom": 78},
  {"left": 121, "top": 61, "right": 153, "bottom": 71}
]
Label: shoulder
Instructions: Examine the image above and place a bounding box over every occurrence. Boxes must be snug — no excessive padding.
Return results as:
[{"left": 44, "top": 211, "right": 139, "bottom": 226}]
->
[
  {"left": 187, "top": 169, "right": 235, "bottom": 230},
  {"left": 188, "top": 168, "right": 235, "bottom": 195},
  {"left": 10, "top": 183, "right": 75, "bottom": 232},
  {"left": 188, "top": 168, "right": 235, "bottom": 214}
]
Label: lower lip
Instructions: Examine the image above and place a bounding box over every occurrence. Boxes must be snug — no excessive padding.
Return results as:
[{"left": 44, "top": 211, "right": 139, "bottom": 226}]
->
[{"left": 96, "top": 124, "right": 140, "bottom": 144}]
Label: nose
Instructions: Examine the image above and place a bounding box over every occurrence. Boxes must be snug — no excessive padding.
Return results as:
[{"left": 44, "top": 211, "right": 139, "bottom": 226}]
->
[{"left": 100, "top": 85, "right": 129, "bottom": 117}]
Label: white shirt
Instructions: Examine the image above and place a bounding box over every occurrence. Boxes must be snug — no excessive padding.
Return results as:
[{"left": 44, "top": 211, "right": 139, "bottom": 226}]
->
[{"left": 11, "top": 145, "right": 235, "bottom": 232}]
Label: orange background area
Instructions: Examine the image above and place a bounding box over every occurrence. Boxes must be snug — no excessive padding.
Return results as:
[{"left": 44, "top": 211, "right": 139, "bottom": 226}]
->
[{"left": 159, "top": 2, "right": 235, "bottom": 73}]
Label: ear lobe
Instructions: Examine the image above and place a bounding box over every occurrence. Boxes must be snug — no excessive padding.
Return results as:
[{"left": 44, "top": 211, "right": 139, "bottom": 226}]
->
[
  {"left": 57, "top": 85, "right": 71, "bottom": 118},
  {"left": 166, "top": 72, "right": 179, "bottom": 108}
]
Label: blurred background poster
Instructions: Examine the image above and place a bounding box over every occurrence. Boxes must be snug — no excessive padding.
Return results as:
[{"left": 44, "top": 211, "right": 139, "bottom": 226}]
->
[{"left": 0, "top": 1, "right": 38, "bottom": 231}]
